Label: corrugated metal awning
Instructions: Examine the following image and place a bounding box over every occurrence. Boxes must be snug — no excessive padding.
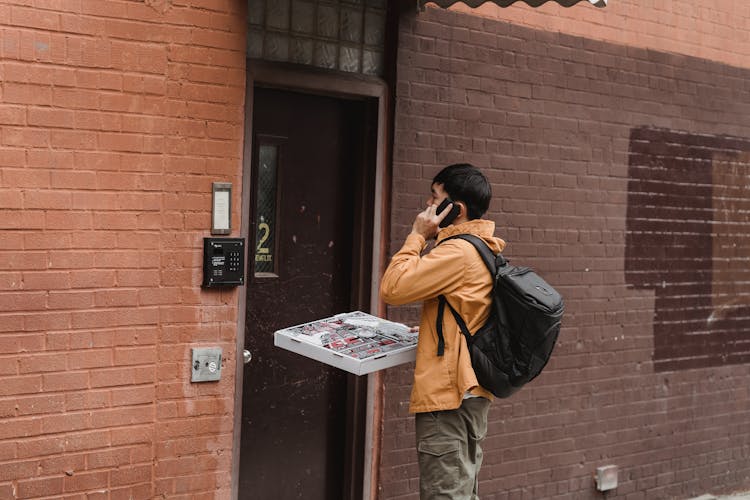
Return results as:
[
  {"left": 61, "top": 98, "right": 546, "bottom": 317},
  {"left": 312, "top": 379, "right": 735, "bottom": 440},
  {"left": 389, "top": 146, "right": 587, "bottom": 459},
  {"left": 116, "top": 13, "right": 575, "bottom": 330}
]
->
[{"left": 423, "top": 0, "right": 606, "bottom": 8}]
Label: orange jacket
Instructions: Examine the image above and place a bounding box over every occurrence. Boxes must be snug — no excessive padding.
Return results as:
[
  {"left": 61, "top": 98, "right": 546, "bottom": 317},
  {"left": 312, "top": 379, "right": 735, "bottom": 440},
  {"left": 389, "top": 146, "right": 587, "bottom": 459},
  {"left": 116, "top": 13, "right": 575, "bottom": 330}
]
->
[{"left": 380, "top": 219, "right": 506, "bottom": 413}]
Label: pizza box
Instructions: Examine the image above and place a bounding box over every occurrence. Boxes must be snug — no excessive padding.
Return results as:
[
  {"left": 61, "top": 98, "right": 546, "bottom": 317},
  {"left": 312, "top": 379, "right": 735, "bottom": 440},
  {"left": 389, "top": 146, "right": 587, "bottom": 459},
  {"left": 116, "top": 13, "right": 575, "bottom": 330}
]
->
[{"left": 274, "top": 311, "right": 418, "bottom": 376}]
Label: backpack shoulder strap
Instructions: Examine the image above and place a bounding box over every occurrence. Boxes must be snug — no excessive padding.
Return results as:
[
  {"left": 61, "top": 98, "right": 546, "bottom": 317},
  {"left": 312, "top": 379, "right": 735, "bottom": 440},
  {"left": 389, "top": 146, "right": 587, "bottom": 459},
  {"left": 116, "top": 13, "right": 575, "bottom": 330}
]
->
[
  {"left": 435, "top": 233, "right": 503, "bottom": 356},
  {"left": 436, "top": 295, "right": 471, "bottom": 356}
]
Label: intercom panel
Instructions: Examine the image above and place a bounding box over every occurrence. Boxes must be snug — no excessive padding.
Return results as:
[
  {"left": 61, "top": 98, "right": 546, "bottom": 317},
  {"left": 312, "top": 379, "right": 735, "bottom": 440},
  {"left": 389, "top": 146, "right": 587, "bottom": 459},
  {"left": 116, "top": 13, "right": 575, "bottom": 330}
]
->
[{"left": 202, "top": 237, "right": 245, "bottom": 288}]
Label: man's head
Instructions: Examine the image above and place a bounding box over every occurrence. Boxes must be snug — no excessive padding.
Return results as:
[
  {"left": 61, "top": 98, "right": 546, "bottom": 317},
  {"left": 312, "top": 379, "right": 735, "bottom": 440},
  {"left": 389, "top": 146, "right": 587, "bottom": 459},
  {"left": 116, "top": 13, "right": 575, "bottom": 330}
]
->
[{"left": 431, "top": 163, "right": 491, "bottom": 221}]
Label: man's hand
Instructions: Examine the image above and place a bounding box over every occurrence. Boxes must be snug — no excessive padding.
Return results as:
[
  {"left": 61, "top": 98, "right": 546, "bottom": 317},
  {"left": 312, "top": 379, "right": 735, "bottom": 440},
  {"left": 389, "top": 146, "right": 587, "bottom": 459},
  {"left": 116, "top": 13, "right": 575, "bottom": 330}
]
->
[{"left": 411, "top": 202, "right": 453, "bottom": 240}]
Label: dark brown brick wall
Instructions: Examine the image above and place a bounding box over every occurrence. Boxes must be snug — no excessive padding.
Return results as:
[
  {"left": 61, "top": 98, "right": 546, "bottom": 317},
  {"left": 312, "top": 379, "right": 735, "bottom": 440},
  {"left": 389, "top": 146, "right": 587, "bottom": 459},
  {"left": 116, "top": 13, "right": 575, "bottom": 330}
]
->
[{"left": 381, "top": 7, "right": 750, "bottom": 500}]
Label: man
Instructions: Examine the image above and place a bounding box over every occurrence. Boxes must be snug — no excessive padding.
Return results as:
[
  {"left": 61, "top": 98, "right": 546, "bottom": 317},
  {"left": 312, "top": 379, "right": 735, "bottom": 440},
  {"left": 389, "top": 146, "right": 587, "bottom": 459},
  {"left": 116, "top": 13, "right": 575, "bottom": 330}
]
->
[{"left": 381, "top": 163, "right": 506, "bottom": 500}]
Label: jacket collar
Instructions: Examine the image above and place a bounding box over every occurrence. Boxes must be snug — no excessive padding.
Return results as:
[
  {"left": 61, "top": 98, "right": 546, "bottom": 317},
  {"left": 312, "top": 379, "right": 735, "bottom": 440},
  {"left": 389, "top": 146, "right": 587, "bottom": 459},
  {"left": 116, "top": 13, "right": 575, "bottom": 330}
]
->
[
  {"left": 436, "top": 219, "right": 496, "bottom": 243},
  {"left": 435, "top": 219, "right": 506, "bottom": 253}
]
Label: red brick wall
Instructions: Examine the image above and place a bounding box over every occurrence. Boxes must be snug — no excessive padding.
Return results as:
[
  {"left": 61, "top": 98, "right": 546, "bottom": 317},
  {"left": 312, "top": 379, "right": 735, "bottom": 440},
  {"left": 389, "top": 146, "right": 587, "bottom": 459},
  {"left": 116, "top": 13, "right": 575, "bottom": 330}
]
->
[
  {"left": 381, "top": 7, "right": 750, "bottom": 500},
  {"left": 0, "top": 1, "right": 246, "bottom": 498}
]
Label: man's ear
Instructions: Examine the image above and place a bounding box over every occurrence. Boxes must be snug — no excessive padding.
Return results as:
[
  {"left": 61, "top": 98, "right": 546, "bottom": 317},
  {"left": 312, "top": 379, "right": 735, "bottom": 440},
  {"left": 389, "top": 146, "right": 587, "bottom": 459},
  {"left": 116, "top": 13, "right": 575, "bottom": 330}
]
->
[{"left": 456, "top": 201, "right": 467, "bottom": 219}]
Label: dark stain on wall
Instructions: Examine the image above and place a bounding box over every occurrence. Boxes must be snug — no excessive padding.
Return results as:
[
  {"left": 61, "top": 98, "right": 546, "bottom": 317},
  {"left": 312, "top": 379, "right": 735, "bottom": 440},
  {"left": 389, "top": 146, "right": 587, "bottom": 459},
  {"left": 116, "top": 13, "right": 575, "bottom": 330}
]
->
[{"left": 625, "top": 127, "right": 750, "bottom": 371}]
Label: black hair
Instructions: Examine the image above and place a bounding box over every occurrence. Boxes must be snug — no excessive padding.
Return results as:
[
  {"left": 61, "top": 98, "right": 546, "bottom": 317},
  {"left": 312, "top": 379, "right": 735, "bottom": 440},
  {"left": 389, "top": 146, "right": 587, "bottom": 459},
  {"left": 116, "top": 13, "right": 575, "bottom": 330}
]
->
[{"left": 432, "top": 163, "right": 491, "bottom": 220}]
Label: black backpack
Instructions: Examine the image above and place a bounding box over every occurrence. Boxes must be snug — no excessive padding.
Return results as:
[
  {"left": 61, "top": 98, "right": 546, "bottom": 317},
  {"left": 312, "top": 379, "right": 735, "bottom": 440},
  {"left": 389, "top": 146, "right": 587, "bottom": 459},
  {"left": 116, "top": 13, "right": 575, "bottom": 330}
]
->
[{"left": 436, "top": 234, "right": 564, "bottom": 398}]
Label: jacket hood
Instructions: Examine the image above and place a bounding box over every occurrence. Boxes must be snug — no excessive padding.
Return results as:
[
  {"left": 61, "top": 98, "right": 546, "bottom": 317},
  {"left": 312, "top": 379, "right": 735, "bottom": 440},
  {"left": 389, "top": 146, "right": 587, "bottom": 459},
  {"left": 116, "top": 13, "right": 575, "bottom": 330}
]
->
[{"left": 436, "top": 218, "right": 506, "bottom": 254}]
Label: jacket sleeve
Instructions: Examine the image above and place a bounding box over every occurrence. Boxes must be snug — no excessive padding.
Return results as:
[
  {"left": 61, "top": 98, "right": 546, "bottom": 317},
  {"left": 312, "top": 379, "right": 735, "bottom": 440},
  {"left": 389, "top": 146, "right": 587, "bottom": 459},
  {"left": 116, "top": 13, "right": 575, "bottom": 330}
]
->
[{"left": 380, "top": 233, "right": 467, "bottom": 305}]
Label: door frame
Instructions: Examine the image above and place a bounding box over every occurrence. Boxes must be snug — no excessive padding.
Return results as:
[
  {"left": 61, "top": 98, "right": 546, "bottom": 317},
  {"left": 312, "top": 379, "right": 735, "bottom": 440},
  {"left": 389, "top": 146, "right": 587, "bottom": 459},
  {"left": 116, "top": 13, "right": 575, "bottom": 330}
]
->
[{"left": 231, "top": 60, "right": 391, "bottom": 500}]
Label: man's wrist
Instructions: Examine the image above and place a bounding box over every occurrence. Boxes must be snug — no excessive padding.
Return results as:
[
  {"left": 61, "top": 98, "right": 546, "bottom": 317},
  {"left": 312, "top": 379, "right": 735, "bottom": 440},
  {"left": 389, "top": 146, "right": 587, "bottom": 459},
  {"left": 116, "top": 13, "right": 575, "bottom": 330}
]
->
[{"left": 407, "top": 231, "right": 427, "bottom": 247}]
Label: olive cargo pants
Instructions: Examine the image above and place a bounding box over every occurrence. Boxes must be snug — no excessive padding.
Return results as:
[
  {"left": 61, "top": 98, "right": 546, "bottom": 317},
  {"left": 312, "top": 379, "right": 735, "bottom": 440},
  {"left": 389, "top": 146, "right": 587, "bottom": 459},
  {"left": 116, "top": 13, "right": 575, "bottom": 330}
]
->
[{"left": 415, "top": 397, "right": 491, "bottom": 500}]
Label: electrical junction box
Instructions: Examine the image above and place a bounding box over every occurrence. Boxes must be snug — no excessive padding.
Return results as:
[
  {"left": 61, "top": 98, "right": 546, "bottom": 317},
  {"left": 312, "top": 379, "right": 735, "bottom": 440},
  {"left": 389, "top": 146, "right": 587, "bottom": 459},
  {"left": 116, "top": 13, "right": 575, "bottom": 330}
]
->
[
  {"left": 595, "top": 465, "right": 618, "bottom": 491},
  {"left": 191, "top": 347, "right": 222, "bottom": 382},
  {"left": 202, "top": 237, "right": 245, "bottom": 288}
]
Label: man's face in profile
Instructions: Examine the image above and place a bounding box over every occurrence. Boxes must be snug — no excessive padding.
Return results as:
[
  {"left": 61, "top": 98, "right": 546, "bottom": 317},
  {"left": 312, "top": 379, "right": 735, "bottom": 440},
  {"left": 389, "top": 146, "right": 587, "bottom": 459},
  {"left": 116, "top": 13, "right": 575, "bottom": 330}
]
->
[{"left": 427, "top": 182, "right": 448, "bottom": 207}]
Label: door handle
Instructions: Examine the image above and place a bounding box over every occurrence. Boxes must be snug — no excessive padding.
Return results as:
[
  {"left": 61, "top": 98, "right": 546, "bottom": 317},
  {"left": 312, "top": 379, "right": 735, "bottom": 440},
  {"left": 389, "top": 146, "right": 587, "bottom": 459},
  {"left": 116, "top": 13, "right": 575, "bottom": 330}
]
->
[{"left": 243, "top": 350, "right": 252, "bottom": 364}]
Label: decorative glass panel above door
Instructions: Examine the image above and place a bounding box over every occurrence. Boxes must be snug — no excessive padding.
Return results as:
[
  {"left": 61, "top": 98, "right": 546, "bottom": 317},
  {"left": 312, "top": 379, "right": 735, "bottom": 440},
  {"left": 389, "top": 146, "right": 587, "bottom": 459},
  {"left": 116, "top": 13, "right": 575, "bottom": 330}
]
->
[{"left": 248, "top": 0, "right": 386, "bottom": 76}]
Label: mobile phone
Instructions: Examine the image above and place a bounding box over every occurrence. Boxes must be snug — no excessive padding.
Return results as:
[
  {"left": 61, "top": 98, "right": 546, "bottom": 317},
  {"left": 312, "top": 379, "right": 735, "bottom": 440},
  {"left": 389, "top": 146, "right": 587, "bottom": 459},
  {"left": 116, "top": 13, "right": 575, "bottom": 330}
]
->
[{"left": 436, "top": 197, "right": 460, "bottom": 227}]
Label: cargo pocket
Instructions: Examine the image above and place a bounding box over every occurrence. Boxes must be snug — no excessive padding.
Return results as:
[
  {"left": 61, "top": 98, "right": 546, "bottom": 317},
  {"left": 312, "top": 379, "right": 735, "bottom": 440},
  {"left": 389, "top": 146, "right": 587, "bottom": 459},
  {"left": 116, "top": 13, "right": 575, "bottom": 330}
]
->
[{"left": 417, "top": 439, "right": 461, "bottom": 496}]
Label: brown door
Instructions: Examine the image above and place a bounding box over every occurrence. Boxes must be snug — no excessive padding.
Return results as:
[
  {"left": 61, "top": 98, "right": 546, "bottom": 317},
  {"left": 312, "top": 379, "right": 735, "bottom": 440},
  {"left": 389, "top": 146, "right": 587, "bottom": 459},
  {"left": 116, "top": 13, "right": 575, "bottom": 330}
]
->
[{"left": 239, "top": 87, "right": 374, "bottom": 500}]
